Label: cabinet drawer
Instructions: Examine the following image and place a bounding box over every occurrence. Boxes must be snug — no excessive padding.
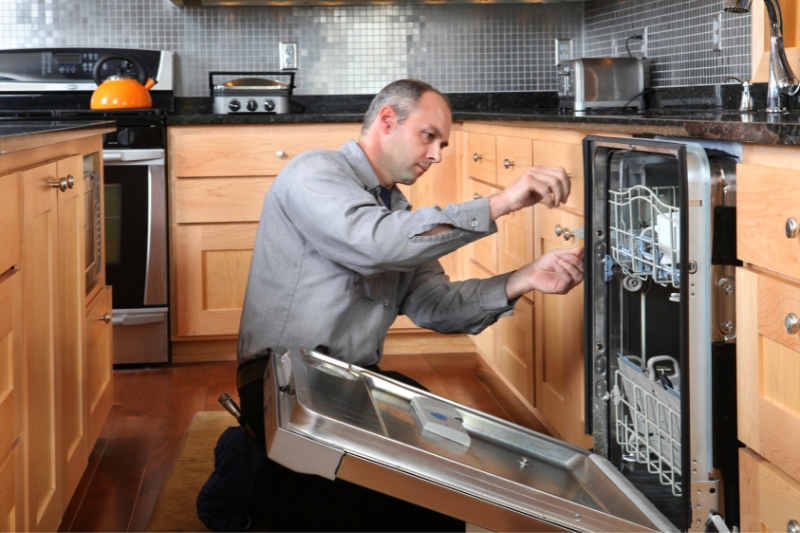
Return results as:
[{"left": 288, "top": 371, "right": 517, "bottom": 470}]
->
[
  {"left": 738, "top": 164, "right": 800, "bottom": 278},
  {"left": 170, "top": 124, "right": 361, "bottom": 178},
  {"left": 467, "top": 179, "right": 498, "bottom": 275},
  {"left": 173, "top": 177, "right": 274, "bottom": 223},
  {"left": 740, "top": 448, "right": 800, "bottom": 533},
  {"left": 737, "top": 268, "right": 800, "bottom": 483},
  {"left": 467, "top": 133, "right": 496, "bottom": 184},
  {"left": 533, "top": 140, "right": 584, "bottom": 214},
  {"left": 0, "top": 172, "right": 20, "bottom": 274},
  {"left": 496, "top": 136, "right": 532, "bottom": 188}
]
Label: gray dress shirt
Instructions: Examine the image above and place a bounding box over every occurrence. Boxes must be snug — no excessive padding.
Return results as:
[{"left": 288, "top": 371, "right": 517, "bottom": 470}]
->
[{"left": 237, "top": 140, "right": 517, "bottom": 367}]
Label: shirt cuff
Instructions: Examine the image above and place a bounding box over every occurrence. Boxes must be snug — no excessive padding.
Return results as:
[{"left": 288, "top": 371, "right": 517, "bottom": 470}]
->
[
  {"left": 458, "top": 197, "right": 493, "bottom": 233},
  {"left": 479, "top": 272, "right": 517, "bottom": 314}
]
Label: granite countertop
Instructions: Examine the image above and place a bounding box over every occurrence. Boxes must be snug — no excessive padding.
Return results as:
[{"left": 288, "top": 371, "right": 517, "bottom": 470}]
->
[
  {"left": 0, "top": 119, "right": 115, "bottom": 139},
  {"left": 168, "top": 85, "right": 800, "bottom": 146}
]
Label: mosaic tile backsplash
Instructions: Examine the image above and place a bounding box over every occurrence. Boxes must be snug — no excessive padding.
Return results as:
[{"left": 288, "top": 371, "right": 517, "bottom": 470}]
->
[{"left": 0, "top": 0, "right": 751, "bottom": 96}]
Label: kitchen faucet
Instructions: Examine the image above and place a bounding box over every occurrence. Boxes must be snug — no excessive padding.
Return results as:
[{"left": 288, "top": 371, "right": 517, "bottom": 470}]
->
[{"left": 724, "top": 0, "right": 800, "bottom": 112}]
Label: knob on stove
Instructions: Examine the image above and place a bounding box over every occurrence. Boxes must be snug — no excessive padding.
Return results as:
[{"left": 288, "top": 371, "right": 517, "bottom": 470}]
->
[
  {"left": 117, "top": 128, "right": 136, "bottom": 146},
  {"left": 247, "top": 99, "right": 258, "bottom": 112},
  {"left": 228, "top": 99, "right": 241, "bottom": 112},
  {"left": 264, "top": 99, "right": 275, "bottom": 112}
]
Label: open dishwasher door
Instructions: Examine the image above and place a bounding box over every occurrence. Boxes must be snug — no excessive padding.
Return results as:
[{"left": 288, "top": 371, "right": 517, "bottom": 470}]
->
[{"left": 264, "top": 348, "right": 677, "bottom": 532}]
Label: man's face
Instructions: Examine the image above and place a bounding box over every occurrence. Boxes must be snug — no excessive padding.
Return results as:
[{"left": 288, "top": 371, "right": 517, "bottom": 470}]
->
[{"left": 381, "top": 92, "right": 452, "bottom": 187}]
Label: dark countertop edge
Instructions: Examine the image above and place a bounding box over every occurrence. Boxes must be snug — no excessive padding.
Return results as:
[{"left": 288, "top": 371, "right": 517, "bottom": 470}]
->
[{"left": 0, "top": 120, "right": 116, "bottom": 154}]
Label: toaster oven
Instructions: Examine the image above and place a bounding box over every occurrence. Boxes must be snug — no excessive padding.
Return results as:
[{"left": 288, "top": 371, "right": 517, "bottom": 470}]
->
[{"left": 558, "top": 57, "right": 649, "bottom": 112}]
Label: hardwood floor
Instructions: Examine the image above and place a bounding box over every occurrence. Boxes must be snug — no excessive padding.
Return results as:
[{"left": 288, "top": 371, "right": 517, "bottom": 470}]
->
[{"left": 58, "top": 351, "right": 549, "bottom": 532}]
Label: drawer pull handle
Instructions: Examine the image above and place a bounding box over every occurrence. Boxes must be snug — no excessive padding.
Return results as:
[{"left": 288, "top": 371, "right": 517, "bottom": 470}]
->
[
  {"left": 473, "top": 153, "right": 482, "bottom": 162},
  {"left": 786, "top": 217, "right": 799, "bottom": 239},
  {"left": 788, "top": 519, "right": 799, "bottom": 533},
  {"left": 276, "top": 150, "right": 287, "bottom": 159},
  {"left": 97, "top": 313, "right": 111, "bottom": 324},
  {"left": 503, "top": 159, "right": 514, "bottom": 169},
  {"left": 786, "top": 313, "right": 800, "bottom": 335},
  {"left": 473, "top": 193, "right": 483, "bottom": 200},
  {"left": 51, "top": 177, "right": 68, "bottom": 192}
]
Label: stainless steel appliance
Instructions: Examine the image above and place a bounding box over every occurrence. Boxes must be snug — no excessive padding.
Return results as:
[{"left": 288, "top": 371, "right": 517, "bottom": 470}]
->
[
  {"left": 210, "top": 71, "right": 295, "bottom": 114},
  {"left": 0, "top": 47, "right": 175, "bottom": 365},
  {"left": 85, "top": 169, "right": 103, "bottom": 295},
  {"left": 558, "top": 57, "right": 649, "bottom": 112},
  {"left": 264, "top": 348, "right": 676, "bottom": 532},
  {"left": 584, "top": 136, "right": 741, "bottom": 530}
]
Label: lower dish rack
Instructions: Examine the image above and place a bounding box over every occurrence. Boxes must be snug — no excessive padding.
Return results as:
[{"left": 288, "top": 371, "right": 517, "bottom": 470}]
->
[{"left": 613, "top": 354, "right": 682, "bottom": 497}]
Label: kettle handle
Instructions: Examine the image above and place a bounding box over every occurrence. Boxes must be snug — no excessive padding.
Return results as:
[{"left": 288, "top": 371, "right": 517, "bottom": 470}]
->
[{"left": 93, "top": 54, "right": 148, "bottom": 87}]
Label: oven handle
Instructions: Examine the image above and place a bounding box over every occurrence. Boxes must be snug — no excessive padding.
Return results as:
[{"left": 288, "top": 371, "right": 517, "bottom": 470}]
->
[
  {"left": 104, "top": 149, "right": 164, "bottom": 163},
  {"left": 145, "top": 163, "right": 168, "bottom": 306}
]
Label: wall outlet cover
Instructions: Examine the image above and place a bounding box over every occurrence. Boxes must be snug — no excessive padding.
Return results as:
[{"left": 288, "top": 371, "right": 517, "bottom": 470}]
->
[{"left": 279, "top": 42, "right": 298, "bottom": 70}]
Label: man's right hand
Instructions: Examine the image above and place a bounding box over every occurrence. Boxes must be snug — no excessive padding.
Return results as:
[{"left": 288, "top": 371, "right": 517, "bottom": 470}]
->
[{"left": 488, "top": 166, "right": 571, "bottom": 220}]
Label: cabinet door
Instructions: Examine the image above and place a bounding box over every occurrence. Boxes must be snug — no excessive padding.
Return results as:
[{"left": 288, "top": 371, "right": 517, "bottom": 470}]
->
[
  {"left": 534, "top": 206, "right": 592, "bottom": 448},
  {"left": 467, "top": 133, "right": 496, "bottom": 184},
  {"left": 533, "top": 140, "right": 584, "bottom": 215},
  {"left": 464, "top": 260, "right": 498, "bottom": 364},
  {"left": 55, "top": 155, "right": 88, "bottom": 506},
  {"left": 737, "top": 267, "right": 800, "bottom": 483},
  {"left": 21, "top": 161, "right": 62, "bottom": 533},
  {"left": 739, "top": 447, "right": 800, "bottom": 532},
  {"left": 499, "top": 200, "right": 533, "bottom": 302},
  {"left": 498, "top": 297, "right": 534, "bottom": 405},
  {"left": 465, "top": 179, "right": 499, "bottom": 275},
  {"left": 0, "top": 270, "right": 22, "bottom": 532},
  {"left": 175, "top": 223, "right": 258, "bottom": 336},
  {"left": 85, "top": 286, "right": 113, "bottom": 447}
]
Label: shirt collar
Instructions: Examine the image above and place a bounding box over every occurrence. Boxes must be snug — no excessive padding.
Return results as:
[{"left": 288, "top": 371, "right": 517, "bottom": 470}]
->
[{"left": 339, "top": 139, "right": 411, "bottom": 211}]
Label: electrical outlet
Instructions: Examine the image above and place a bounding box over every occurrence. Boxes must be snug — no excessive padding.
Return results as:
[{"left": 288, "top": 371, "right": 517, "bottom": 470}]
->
[
  {"left": 712, "top": 13, "right": 723, "bottom": 51},
  {"left": 641, "top": 27, "right": 648, "bottom": 58},
  {"left": 554, "top": 38, "right": 573, "bottom": 66},
  {"left": 279, "top": 42, "right": 298, "bottom": 71}
]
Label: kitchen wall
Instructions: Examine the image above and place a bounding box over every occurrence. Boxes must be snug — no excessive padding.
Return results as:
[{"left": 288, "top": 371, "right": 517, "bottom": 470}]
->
[{"left": 0, "top": 0, "right": 751, "bottom": 97}]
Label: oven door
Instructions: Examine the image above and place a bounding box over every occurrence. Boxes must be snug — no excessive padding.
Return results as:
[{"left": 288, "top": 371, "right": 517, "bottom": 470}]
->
[{"left": 104, "top": 148, "right": 169, "bottom": 364}]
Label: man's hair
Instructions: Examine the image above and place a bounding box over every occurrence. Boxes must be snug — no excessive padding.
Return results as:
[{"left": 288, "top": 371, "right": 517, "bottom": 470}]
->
[{"left": 361, "top": 79, "right": 451, "bottom": 134}]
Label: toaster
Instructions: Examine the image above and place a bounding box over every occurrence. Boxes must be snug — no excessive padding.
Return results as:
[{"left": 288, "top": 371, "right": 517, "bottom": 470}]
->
[{"left": 558, "top": 57, "right": 649, "bottom": 112}]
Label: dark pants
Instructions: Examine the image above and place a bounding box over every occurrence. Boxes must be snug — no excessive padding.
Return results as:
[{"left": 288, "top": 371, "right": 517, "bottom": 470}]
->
[{"left": 237, "top": 353, "right": 465, "bottom": 532}]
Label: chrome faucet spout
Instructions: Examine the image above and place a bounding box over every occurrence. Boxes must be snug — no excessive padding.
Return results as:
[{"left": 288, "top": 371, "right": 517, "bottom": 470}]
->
[{"left": 725, "top": 0, "right": 800, "bottom": 112}]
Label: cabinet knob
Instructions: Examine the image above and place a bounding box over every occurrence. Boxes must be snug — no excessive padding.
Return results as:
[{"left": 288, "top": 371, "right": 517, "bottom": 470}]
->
[
  {"left": 473, "top": 193, "right": 483, "bottom": 200},
  {"left": 787, "top": 217, "right": 799, "bottom": 239},
  {"left": 503, "top": 159, "right": 514, "bottom": 169},
  {"left": 788, "top": 519, "right": 799, "bottom": 533},
  {"left": 473, "top": 153, "right": 482, "bottom": 162},
  {"left": 66, "top": 174, "right": 75, "bottom": 189},
  {"left": 276, "top": 150, "right": 287, "bottom": 159},
  {"left": 554, "top": 224, "right": 563, "bottom": 237},
  {"left": 562, "top": 228, "right": 573, "bottom": 240},
  {"left": 786, "top": 313, "right": 800, "bottom": 335},
  {"left": 98, "top": 313, "right": 111, "bottom": 324},
  {"left": 51, "top": 177, "right": 68, "bottom": 192}
]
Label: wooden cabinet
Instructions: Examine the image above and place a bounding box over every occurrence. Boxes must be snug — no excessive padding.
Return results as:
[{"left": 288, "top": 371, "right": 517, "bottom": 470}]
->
[
  {"left": 85, "top": 286, "right": 113, "bottom": 447},
  {"left": 532, "top": 133, "right": 585, "bottom": 214},
  {"left": 533, "top": 206, "right": 591, "bottom": 448},
  {"left": 0, "top": 269, "right": 22, "bottom": 532},
  {"left": 0, "top": 127, "right": 113, "bottom": 532},
  {"left": 737, "top": 146, "right": 800, "bottom": 527},
  {"left": 169, "top": 123, "right": 362, "bottom": 341}
]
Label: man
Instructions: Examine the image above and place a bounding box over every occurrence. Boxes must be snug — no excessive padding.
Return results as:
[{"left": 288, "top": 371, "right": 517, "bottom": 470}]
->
[
  {"left": 233, "top": 79, "right": 583, "bottom": 531},
  {"left": 238, "top": 79, "right": 583, "bottom": 369}
]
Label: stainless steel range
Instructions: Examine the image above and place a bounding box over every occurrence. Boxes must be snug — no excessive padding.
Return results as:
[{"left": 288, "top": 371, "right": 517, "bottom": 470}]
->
[{"left": 0, "top": 47, "right": 175, "bottom": 365}]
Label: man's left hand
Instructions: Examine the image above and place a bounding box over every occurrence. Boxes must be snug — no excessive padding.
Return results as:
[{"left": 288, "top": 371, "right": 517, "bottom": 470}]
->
[{"left": 505, "top": 247, "right": 585, "bottom": 301}]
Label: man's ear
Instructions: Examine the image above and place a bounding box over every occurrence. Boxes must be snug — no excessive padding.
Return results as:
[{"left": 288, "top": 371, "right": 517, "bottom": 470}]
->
[{"left": 376, "top": 105, "right": 397, "bottom": 134}]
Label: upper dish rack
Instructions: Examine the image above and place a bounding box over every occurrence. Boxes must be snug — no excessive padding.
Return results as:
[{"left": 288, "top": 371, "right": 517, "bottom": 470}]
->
[{"left": 609, "top": 185, "right": 680, "bottom": 288}]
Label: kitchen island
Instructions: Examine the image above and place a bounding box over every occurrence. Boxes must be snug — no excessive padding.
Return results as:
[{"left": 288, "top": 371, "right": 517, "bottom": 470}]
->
[{"left": 0, "top": 120, "right": 115, "bottom": 532}]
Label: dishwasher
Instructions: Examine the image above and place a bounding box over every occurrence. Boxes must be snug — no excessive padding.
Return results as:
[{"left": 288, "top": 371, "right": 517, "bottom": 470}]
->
[{"left": 583, "top": 136, "right": 740, "bottom": 531}]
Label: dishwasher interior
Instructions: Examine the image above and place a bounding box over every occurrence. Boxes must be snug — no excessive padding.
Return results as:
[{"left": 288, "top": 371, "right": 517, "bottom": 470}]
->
[{"left": 584, "top": 136, "right": 740, "bottom": 531}]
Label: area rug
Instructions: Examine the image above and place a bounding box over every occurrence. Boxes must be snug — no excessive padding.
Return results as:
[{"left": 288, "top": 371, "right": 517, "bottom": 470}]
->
[{"left": 146, "top": 411, "right": 234, "bottom": 532}]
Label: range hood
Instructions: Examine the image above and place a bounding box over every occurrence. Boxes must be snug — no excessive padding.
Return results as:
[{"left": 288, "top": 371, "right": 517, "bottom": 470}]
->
[{"left": 172, "top": 0, "right": 583, "bottom": 6}]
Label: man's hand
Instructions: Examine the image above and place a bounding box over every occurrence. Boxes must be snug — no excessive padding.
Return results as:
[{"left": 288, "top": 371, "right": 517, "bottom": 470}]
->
[
  {"left": 489, "top": 166, "right": 571, "bottom": 221},
  {"left": 505, "top": 247, "right": 584, "bottom": 301}
]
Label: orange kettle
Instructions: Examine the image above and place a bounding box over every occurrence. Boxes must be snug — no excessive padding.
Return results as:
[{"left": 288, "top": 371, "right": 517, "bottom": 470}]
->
[{"left": 91, "top": 54, "right": 156, "bottom": 110}]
